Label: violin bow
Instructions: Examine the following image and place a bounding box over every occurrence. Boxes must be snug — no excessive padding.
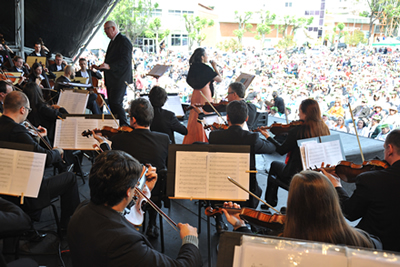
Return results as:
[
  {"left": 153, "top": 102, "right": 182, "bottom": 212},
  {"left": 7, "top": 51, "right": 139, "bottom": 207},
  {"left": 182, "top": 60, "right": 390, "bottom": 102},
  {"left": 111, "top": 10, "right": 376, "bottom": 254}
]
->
[
  {"left": 98, "top": 94, "right": 120, "bottom": 128},
  {"left": 199, "top": 91, "right": 228, "bottom": 125},
  {"left": 227, "top": 176, "right": 281, "bottom": 214},
  {"left": 135, "top": 187, "right": 178, "bottom": 232},
  {"left": 348, "top": 101, "right": 365, "bottom": 162}
]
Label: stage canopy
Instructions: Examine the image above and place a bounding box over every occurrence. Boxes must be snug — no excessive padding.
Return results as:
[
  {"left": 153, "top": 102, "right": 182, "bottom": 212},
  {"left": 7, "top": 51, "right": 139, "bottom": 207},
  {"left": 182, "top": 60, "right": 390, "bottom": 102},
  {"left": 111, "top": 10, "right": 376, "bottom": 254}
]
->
[{"left": 0, "top": 0, "right": 114, "bottom": 58}]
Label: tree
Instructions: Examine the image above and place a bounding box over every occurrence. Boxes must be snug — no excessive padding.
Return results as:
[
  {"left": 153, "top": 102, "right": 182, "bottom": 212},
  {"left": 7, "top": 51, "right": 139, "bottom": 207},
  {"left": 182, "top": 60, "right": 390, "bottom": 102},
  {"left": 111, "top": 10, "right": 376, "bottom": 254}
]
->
[
  {"left": 334, "top": 22, "right": 347, "bottom": 41},
  {"left": 276, "top": 15, "right": 295, "bottom": 38},
  {"left": 345, "top": 29, "right": 368, "bottom": 45},
  {"left": 233, "top": 11, "right": 253, "bottom": 45},
  {"left": 290, "top": 17, "right": 314, "bottom": 35},
  {"left": 276, "top": 35, "right": 296, "bottom": 51},
  {"left": 108, "top": 0, "right": 158, "bottom": 43},
  {"left": 183, "top": 14, "right": 214, "bottom": 51},
  {"left": 144, "top": 17, "right": 170, "bottom": 54},
  {"left": 359, "top": 0, "right": 386, "bottom": 44},
  {"left": 255, "top": 10, "right": 276, "bottom": 48}
]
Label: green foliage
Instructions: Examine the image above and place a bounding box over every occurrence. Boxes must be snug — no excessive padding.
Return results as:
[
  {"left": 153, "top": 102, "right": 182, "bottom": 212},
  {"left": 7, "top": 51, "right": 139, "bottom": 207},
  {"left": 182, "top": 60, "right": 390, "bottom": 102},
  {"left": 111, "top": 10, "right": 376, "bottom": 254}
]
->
[
  {"left": 345, "top": 29, "right": 368, "bottom": 46},
  {"left": 276, "top": 35, "right": 296, "bottom": 50},
  {"left": 359, "top": 11, "right": 369, "bottom": 17},
  {"left": 144, "top": 17, "right": 170, "bottom": 54},
  {"left": 183, "top": 14, "right": 214, "bottom": 50},
  {"left": 108, "top": 0, "right": 158, "bottom": 43},
  {"left": 233, "top": 11, "right": 253, "bottom": 44},
  {"left": 255, "top": 10, "right": 276, "bottom": 48},
  {"left": 216, "top": 38, "right": 242, "bottom": 52}
]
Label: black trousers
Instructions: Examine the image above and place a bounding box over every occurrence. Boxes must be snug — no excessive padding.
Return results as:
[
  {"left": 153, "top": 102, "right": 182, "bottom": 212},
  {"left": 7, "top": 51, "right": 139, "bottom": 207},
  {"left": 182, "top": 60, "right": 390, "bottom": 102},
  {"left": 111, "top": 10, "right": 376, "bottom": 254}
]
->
[
  {"left": 107, "top": 86, "right": 128, "bottom": 126},
  {"left": 265, "top": 161, "right": 287, "bottom": 207}
]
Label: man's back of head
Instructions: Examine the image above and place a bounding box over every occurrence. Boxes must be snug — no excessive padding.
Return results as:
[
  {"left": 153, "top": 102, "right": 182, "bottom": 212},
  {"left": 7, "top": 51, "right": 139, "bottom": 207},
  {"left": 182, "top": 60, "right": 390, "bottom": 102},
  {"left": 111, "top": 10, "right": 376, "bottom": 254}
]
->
[
  {"left": 130, "top": 98, "right": 154, "bottom": 127},
  {"left": 229, "top": 82, "right": 246, "bottom": 98},
  {"left": 4, "top": 91, "right": 28, "bottom": 114},
  {"left": 227, "top": 100, "right": 248, "bottom": 125}
]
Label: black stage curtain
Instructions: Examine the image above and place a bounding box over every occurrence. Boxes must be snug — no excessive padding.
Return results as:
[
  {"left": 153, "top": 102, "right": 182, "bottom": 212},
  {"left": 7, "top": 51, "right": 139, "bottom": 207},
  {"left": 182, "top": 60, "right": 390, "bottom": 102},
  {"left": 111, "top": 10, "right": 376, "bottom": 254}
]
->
[{"left": 0, "top": 0, "right": 113, "bottom": 58}]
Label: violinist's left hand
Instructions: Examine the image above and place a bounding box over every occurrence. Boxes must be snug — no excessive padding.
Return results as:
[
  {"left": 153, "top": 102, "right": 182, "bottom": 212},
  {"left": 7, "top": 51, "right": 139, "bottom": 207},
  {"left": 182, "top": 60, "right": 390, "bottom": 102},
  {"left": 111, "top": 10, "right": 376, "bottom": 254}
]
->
[
  {"left": 145, "top": 164, "right": 157, "bottom": 192},
  {"left": 222, "top": 202, "right": 246, "bottom": 230},
  {"left": 258, "top": 127, "right": 270, "bottom": 138},
  {"left": 92, "top": 129, "right": 107, "bottom": 144}
]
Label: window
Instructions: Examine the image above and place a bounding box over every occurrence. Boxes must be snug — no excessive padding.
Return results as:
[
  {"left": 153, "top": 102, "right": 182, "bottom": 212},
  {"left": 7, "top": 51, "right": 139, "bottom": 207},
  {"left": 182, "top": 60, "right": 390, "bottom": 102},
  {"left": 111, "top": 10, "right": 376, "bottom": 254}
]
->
[
  {"left": 314, "top": 27, "right": 318, "bottom": 32},
  {"left": 319, "top": 19, "right": 324, "bottom": 26},
  {"left": 321, "top": 3, "right": 325, "bottom": 9},
  {"left": 315, "top": 10, "right": 319, "bottom": 15},
  {"left": 171, "top": 34, "right": 188, "bottom": 46},
  {"left": 168, "top": 10, "right": 194, "bottom": 17},
  {"left": 308, "top": 27, "right": 313, "bottom": 31},
  {"left": 305, "top": 11, "right": 309, "bottom": 15},
  {"left": 285, "top": 2, "right": 292, "bottom": 7},
  {"left": 310, "top": 11, "right": 314, "bottom": 15},
  {"left": 152, "top": 9, "right": 162, "bottom": 17},
  {"left": 320, "top": 11, "right": 324, "bottom": 18}
]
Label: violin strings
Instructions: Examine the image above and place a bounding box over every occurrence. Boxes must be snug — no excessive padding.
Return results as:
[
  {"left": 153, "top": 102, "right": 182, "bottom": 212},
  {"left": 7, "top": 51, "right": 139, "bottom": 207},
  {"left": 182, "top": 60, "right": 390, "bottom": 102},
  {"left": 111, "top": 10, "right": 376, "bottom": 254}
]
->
[
  {"left": 227, "top": 176, "right": 281, "bottom": 214},
  {"left": 135, "top": 188, "right": 178, "bottom": 232},
  {"left": 199, "top": 91, "right": 227, "bottom": 125}
]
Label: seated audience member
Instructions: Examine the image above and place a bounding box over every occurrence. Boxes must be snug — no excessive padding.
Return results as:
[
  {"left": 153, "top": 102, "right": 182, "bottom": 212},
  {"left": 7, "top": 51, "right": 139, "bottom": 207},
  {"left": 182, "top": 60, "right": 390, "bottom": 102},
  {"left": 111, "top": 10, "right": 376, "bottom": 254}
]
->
[
  {"left": 333, "top": 116, "right": 348, "bottom": 133},
  {"left": 323, "top": 129, "right": 400, "bottom": 252},
  {"left": 149, "top": 86, "right": 187, "bottom": 144},
  {"left": 375, "top": 123, "right": 390, "bottom": 141},
  {"left": 0, "top": 91, "right": 80, "bottom": 227},
  {"left": 349, "top": 119, "right": 369, "bottom": 137},
  {"left": 223, "top": 170, "right": 380, "bottom": 249},
  {"left": 68, "top": 150, "right": 202, "bottom": 267},
  {"left": 327, "top": 98, "right": 344, "bottom": 121}
]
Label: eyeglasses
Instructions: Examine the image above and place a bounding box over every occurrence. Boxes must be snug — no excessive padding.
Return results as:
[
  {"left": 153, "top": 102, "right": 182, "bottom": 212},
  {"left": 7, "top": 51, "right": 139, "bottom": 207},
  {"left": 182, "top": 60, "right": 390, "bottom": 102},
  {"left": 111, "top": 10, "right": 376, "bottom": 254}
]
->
[
  {"left": 24, "top": 106, "right": 32, "bottom": 113},
  {"left": 227, "top": 91, "right": 235, "bottom": 95}
]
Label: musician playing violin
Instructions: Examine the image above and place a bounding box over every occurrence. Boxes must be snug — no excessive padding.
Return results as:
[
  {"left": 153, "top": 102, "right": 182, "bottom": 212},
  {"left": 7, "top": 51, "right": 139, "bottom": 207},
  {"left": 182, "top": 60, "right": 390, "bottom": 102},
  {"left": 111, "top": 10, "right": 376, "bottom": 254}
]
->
[
  {"left": 322, "top": 129, "right": 400, "bottom": 252},
  {"left": 208, "top": 100, "right": 275, "bottom": 233},
  {"left": 258, "top": 99, "right": 330, "bottom": 209},
  {"left": 222, "top": 170, "right": 379, "bottom": 249},
  {"left": 226, "top": 82, "right": 258, "bottom": 130},
  {"left": 93, "top": 98, "right": 170, "bottom": 239},
  {"left": 0, "top": 81, "right": 13, "bottom": 114},
  {"left": 10, "top": 56, "right": 29, "bottom": 87},
  {"left": 68, "top": 150, "right": 202, "bottom": 267}
]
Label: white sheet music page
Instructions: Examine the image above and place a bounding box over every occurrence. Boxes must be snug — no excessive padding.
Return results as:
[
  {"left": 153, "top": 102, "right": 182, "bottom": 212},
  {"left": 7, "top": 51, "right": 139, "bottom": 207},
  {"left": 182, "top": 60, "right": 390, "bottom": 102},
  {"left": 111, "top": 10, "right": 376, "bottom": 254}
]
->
[
  {"left": 54, "top": 118, "right": 77, "bottom": 149},
  {"left": 207, "top": 152, "right": 249, "bottom": 200},
  {"left": 305, "top": 140, "right": 344, "bottom": 169},
  {"left": 175, "top": 151, "right": 208, "bottom": 199},
  {"left": 57, "top": 90, "right": 89, "bottom": 114},
  {"left": 0, "top": 148, "right": 46, "bottom": 198}
]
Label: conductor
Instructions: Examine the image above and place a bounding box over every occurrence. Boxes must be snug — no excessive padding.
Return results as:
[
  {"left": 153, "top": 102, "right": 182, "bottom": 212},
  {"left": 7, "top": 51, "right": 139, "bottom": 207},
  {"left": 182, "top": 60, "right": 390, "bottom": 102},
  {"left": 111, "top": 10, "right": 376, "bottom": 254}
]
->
[{"left": 93, "top": 21, "right": 132, "bottom": 126}]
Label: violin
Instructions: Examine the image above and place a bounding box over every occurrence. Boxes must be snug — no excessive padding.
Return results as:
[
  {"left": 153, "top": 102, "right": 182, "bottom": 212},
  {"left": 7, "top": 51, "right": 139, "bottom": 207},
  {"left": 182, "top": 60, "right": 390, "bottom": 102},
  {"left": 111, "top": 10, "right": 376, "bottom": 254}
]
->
[
  {"left": 315, "top": 160, "right": 389, "bottom": 183},
  {"left": 205, "top": 207, "right": 285, "bottom": 231},
  {"left": 203, "top": 122, "right": 229, "bottom": 130},
  {"left": 125, "top": 166, "right": 150, "bottom": 226},
  {"left": 82, "top": 126, "right": 133, "bottom": 139},
  {"left": 253, "top": 120, "right": 304, "bottom": 136},
  {"left": 201, "top": 100, "right": 229, "bottom": 113}
]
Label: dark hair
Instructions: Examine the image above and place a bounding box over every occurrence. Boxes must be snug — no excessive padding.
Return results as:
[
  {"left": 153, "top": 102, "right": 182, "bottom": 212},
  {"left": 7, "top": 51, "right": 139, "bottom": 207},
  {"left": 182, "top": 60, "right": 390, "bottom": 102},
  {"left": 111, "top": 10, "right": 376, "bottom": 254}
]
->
[
  {"left": 299, "top": 99, "right": 330, "bottom": 138},
  {"left": 79, "top": 58, "right": 87, "bottom": 63},
  {"left": 229, "top": 82, "right": 246, "bottom": 98},
  {"left": 385, "top": 129, "right": 400, "bottom": 155},
  {"left": 89, "top": 150, "right": 142, "bottom": 206},
  {"left": 22, "top": 82, "right": 45, "bottom": 115},
  {"left": 149, "top": 86, "right": 167, "bottom": 107},
  {"left": 284, "top": 170, "right": 373, "bottom": 248},
  {"left": 357, "top": 119, "right": 366, "bottom": 128},
  {"left": 4, "top": 91, "right": 28, "bottom": 113},
  {"left": 189, "top": 48, "right": 205, "bottom": 65},
  {"left": 130, "top": 98, "right": 154, "bottom": 127},
  {"left": 227, "top": 100, "right": 248, "bottom": 125},
  {"left": 13, "top": 55, "right": 23, "bottom": 62},
  {"left": 0, "top": 80, "right": 11, "bottom": 94},
  {"left": 30, "top": 62, "right": 42, "bottom": 76},
  {"left": 55, "top": 53, "right": 63, "bottom": 59}
]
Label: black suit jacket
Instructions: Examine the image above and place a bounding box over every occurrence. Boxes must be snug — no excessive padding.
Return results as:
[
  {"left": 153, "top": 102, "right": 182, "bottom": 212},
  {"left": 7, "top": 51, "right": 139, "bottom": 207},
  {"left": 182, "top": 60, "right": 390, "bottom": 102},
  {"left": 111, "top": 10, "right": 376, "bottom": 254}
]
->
[
  {"left": 104, "top": 33, "right": 133, "bottom": 94},
  {"left": 54, "top": 75, "right": 73, "bottom": 92},
  {"left": 246, "top": 102, "right": 257, "bottom": 130},
  {"left": 68, "top": 201, "right": 202, "bottom": 267},
  {"left": 10, "top": 66, "right": 30, "bottom": 76},
  {"left": 150, "top": 107, "right": 187, "bottom": 144},
  {"left": 75, "top": 69, "right": 102, "bottom": 81},
  {"left": 101, "top": 128, "right": 170, "bottom": 196},
  {"left": 335, "top": 160, "right": 400, "bottom": 252},
  {"left": 209, "top": 126, "right": 275, "bottom": 207},
  {"left": 48, "top": 63, "right": 66, "bottom": 72}
]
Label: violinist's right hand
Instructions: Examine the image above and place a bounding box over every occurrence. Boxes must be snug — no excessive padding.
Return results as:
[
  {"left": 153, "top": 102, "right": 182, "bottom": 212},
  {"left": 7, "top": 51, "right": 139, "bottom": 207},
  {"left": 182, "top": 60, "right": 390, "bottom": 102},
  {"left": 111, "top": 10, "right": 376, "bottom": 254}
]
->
[
  {"left": 257, "top": 127, "right": 270, "bottom": 138},
  {"left": 178, "top": 223, "right": 198, "bottom": 240},
  {"left": 54, "top": 147, "right": 64, "bottom": 158},
  {"left": 222, "top": 202, "right": 246, "bottom": 230},
  {"left": 37, "top": 125, "right": 47, "bottom": 137},
  {"left": 320, "top": 162, "right": 342, "bottom": 187}
]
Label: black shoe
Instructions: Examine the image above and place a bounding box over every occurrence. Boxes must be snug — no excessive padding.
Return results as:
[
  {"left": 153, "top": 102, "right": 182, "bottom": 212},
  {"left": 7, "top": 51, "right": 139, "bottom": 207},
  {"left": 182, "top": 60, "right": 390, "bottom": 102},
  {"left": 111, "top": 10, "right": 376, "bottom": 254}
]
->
[
  {"left": 146, "top": 225, "right": 159, "bottom": 238},
  {"left": 216, "top": 221, "right": 228, "bottom": 234},
  {"left": 24, "top": 230, "right": 47, "bottom": 242}
]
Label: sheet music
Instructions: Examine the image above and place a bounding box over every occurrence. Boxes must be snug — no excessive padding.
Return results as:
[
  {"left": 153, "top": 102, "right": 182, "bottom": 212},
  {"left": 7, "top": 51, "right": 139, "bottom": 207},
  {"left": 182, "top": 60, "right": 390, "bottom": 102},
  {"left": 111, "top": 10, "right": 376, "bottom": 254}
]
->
[
  {"left": 304, "top": 140, "right": 343, "bottom": 169},
  {"left": 175, "top": 151, "right": 208, "bottom": 198},
  {"left": 0, "top": 148, "right": 46, "bottom": 198},
  {"left": 174, "top": 151, "right": 249, "bottom": 200},
  {"left": 54, "top": 117, "right": 117, "bottom": 149},
  {"left": 207, "top": 153, "right": 249, "bottom": 200},
  {"left": 57, "top": 90, "right": 89, "bottom": 114}
]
